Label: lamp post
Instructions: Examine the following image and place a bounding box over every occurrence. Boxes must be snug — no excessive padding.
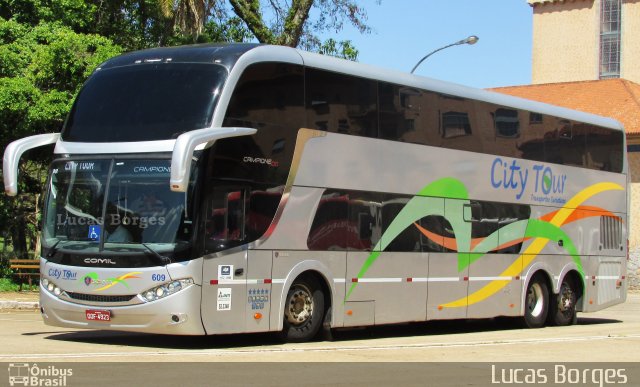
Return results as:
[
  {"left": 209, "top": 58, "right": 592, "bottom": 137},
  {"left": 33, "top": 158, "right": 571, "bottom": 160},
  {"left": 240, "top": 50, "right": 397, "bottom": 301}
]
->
[{"left": 410, "top": 35, "right": 479, "bottom": 74}]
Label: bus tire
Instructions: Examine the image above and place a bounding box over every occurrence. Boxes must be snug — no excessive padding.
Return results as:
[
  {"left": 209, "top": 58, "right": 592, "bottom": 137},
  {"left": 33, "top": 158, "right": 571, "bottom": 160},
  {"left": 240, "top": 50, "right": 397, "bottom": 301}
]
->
[
  {"left": 281, "top": 276, "right": 325, "bottom": 342},
  {"left": 522, "top": 275, "right": 549, "bottom": 328},
  {"left": 547, "top": 276, "right": 578, "bottom": 326}
]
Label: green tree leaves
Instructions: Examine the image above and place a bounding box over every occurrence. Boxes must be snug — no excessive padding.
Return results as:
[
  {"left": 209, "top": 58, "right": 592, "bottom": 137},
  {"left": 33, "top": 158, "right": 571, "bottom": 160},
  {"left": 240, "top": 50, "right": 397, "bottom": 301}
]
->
[
  {"left": 0, "top": 18, "right": 121, "bottom": 141},
  {"left": 0, "top": 14, "right": 121, "bottom": 258}
]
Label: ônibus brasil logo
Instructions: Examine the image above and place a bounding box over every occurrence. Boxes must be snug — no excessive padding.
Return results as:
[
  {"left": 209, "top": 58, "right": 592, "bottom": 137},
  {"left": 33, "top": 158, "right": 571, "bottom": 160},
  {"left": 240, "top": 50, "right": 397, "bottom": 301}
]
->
[{"left": 8, "top": 363, "right": 73, "bottom": 386}]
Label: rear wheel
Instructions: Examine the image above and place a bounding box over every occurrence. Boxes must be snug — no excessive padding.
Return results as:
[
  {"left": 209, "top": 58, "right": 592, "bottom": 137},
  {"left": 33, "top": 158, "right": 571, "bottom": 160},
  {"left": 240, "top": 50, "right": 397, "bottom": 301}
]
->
[
  {"left": 281, "top": 276, "right": 325, "bottom": 342},
  {"left": 522, "top": 276, "right": 549, "bottom": 328},
  {"left": 547, "top": 276, "right": 578, "bottom": 326}
]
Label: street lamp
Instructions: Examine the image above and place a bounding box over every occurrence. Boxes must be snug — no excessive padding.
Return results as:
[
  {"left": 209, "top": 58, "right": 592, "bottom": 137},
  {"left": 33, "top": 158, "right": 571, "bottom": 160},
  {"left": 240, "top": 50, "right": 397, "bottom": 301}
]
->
[{"left": 410, "top": 35, "right": 479, "bottom": 74}]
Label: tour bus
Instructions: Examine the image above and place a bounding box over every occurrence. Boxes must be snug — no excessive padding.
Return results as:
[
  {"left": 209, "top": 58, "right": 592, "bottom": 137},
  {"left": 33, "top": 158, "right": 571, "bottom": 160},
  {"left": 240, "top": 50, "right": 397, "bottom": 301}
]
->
[{"left": 3, "top": 43, "right": 628, "bottom": 342}]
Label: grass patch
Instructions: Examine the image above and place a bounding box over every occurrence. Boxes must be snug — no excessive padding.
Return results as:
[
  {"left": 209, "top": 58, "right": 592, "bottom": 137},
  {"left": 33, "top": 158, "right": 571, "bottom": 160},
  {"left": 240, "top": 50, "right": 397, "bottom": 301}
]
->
[
  {"left": 0, "top": 277, "right": 21, "bottom": 292},
  {"left": 0, "top": 278, "right": 38, "bottom": 292}
]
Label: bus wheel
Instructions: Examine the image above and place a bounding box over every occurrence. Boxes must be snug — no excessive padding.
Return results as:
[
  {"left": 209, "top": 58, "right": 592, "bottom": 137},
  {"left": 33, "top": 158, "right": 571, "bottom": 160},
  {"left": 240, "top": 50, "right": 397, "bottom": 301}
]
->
[
  {"left": 522, "top": 276, "right": 549, "bottom": 328},
  {"left": 547, "top": 276, "right": 578, "bottom": 326},
  {"left": 281, "top": 276, "right": 325, "bottom": 342}
]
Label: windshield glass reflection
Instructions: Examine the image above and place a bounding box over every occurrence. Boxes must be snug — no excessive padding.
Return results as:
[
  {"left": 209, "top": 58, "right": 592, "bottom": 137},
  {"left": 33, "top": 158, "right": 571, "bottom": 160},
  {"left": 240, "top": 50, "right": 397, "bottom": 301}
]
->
[{"left": 43, "top": 159, "right": 193, "bottom": 255}]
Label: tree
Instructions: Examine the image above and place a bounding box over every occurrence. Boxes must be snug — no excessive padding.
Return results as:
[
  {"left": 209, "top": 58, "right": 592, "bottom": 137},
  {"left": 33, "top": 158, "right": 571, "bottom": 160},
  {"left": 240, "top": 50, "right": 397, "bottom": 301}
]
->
[
  {"left": 0, "top": 0, "right": 377, "bottom": 261},
  {"left": 0, "top": 17, "right": 121, "bottom": 258},
  {"left": 157, "top": 0, "right": 375, "bottom": 60},
  {"left": 227, "top": 0, "right": 374, "bottom": 60}
]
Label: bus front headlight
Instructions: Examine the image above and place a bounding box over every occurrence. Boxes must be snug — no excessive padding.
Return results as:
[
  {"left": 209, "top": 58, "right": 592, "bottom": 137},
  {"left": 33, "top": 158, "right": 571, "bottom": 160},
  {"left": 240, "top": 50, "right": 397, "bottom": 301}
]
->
[
  {"left": 41, "top": 278, "right": 64, "bottom": 298},
  {"left": 139, "top": 278, "right": 194, "bottom": 303}
]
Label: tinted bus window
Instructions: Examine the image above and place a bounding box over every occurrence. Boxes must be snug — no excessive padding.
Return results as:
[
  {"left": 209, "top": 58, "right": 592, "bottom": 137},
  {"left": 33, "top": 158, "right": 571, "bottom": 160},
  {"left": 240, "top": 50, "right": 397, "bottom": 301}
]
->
[
  {"left": 494, "top": 108, "right": 520, "bottom": 138},
  {"left": 306, "top": 69, "right": 378, "bottom": 138},
  {"left": 220, "top": 62, "right": 304, "bottom": 185},
  {"left": 307, "top": 190, "right": 381, "bottom": 251},
  {"left": 544, "top": 120, "right": 587, "bottom": 168},
  {"left": 586, "top": 126, "right": 624, "bottom": 172},
  {"left": 380, "top": 195, "right": 421, "bottom": 252},
  {"left": 465, "top": 200, "right": 530, "bottom": 254},
  {"left": 63, "top": 63, "right": 227, "bottom": 142}
]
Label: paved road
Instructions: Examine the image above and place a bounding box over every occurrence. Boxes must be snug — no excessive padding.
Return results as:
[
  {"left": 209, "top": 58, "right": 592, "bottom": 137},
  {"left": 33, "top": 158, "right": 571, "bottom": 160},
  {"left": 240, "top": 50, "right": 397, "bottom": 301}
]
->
[{"left": 1, "top": 294, "right": 639, "bottom": 363}]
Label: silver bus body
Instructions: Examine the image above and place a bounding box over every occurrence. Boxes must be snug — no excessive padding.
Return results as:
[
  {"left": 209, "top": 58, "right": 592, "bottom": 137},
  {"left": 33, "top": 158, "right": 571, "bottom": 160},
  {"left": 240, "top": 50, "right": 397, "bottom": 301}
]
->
[{"left": 4, "top": 44, "right": 628, "bottom": 338}]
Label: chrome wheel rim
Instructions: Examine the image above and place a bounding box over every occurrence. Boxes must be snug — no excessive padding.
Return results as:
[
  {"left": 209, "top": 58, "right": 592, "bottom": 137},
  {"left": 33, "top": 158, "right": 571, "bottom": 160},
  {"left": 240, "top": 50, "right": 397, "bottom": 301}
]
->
[
  {"left": 558, "top": 282, "right": 574, "bottom": 313},
  {"left": 285, "top": 284, "right": 314, "bottom": 325},
  {"left": 527, "top": 283, "right": 544, "bottom": 318}
]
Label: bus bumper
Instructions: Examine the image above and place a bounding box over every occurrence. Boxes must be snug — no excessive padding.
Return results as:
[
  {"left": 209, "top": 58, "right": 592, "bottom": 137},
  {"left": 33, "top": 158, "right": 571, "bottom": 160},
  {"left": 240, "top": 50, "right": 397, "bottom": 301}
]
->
[{"left": 39, "top": 284, "right": 205, "bottom": 335}]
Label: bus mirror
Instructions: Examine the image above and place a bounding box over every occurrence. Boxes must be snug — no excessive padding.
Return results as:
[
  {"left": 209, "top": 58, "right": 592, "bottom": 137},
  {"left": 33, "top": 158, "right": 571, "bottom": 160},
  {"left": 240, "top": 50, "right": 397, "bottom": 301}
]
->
[
  {"left": 3, "top": 133, "right": 60, "bottom": 196},
  {"left": 170, "top": 127, "right": 257, "bottom": 192}
]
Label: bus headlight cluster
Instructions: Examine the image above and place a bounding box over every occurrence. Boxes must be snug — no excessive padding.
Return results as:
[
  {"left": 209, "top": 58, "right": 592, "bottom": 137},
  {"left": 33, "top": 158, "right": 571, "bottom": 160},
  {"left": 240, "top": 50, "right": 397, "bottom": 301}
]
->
[
  {"left": 41, "top": 278, "right": 63, "bottom": 297},
  {"left": 139, "top": 278, "right": 194, "bottom": 302}
]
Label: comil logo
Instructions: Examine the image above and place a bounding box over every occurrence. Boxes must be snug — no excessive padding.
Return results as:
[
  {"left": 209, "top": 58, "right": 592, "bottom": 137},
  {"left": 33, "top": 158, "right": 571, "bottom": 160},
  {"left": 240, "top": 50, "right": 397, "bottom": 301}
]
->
[{"left": 8, "top": 363, "right": 73, "bottom": 386}]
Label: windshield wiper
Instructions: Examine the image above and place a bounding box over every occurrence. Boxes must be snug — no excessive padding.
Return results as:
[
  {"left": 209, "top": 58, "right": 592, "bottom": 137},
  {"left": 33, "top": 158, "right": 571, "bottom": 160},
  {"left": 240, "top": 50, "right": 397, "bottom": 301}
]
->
[
  {"left": 141, "top": 243, "right": 171, "bottom": 266},
  {"left": 46, "top": 240, "right": 62, "bottom": 258}
]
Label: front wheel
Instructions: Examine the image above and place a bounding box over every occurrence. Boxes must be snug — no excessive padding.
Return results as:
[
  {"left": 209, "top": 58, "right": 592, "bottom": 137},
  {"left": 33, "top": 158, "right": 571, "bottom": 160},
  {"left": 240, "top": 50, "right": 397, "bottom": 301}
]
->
[
  {"left": 547, "top": 276, "right": 578, "bottom": 326},
  {"left": 522, "top": 276, "right": 549, "bottom": 328},
  {"left": 281, "top": 276, "right": 325, "bottom": 342}
]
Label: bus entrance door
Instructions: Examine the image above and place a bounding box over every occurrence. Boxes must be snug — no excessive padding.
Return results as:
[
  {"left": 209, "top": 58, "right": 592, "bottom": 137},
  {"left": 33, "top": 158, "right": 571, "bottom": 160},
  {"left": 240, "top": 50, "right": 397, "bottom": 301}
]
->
[
  {"left": 201, "top": 250, "right": 248, "bottom": 334},
  {"left": 200, "top": 187, "right": 249, "bottom": 334}
]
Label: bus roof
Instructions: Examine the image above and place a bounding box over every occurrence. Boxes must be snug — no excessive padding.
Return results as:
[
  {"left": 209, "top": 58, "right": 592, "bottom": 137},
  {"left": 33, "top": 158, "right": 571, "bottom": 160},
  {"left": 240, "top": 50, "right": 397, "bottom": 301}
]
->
[{"left": 97, "top": 43, "right": 623, "bottom": 133}]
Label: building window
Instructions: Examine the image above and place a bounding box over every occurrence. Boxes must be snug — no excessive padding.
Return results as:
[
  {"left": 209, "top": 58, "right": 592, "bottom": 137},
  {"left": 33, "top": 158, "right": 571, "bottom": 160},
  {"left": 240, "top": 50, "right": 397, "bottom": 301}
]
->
[
  {"left": 600, "top": 0, "right": 621, "bottom": 79},
  {"left": 441, "top": 111, "right": 472, "bottom": 138},
  {"left": 529, "top": 112, "right": 543, "bottom": 125},
  {"left": 494, "top": 108, "right": 520, "bottom": 138}
]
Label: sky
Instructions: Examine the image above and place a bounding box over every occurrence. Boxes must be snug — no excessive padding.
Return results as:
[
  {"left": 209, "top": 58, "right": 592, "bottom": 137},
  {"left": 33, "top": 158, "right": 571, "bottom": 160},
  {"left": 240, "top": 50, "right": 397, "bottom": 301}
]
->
[{"left": 325, "top": 0, "right": 533, "bottom": 89}]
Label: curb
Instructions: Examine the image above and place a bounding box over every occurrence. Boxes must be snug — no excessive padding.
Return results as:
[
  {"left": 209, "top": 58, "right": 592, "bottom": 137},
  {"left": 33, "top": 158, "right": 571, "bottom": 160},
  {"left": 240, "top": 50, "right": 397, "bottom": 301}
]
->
[{"left": 0, "top": 301, "right": 39, "bottom": 310}]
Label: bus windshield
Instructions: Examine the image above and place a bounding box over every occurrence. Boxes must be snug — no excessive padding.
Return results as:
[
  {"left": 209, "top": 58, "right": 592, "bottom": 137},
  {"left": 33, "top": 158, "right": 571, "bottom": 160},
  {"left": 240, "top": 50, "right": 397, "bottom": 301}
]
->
[
  {"left": 42, "top": 159, "right": 195, "bottom": 255},
  {"left": 62, "top": 63, "right": 227, "bottom": 142}
]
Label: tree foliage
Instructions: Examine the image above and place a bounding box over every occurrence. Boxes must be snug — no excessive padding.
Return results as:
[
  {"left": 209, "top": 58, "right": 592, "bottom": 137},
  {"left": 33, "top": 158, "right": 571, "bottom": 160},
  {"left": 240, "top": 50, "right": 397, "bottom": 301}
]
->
[
  {"left": 225, "top": 0, "right": 373, "bottom": 60},
  {"left": 0, "top": 0, "right": 376, "bottom": 260},
  {"left": 0, "top": 14, "right": 121, "bottom": 258}
]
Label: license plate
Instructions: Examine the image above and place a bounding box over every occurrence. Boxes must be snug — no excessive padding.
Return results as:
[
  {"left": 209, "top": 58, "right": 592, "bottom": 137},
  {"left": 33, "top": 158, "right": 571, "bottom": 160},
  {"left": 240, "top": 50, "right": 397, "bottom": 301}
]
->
[{"left": 85, "top": 310, "right": 111, "bottom": 321}]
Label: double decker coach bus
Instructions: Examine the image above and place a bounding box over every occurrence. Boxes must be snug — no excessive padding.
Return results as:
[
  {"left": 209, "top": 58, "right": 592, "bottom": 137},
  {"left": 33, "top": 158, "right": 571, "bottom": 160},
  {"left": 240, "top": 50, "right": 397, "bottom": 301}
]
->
[{"left": 3, "top": 43, "right": 628, "bottom": 342}]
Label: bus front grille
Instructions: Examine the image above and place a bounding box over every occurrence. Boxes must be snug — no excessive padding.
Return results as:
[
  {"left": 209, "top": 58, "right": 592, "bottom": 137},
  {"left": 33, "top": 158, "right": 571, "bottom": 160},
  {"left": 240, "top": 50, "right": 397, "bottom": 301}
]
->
[{"left": 65, "top": 292, "right": 137, "bottom": 304}]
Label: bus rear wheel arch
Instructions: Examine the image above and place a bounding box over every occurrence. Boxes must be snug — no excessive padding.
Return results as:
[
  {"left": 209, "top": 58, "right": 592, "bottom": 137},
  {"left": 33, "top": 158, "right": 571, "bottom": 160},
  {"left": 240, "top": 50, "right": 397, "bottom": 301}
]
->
[{"left": 280, "top": 273, "right": 329, "bottom": 342}]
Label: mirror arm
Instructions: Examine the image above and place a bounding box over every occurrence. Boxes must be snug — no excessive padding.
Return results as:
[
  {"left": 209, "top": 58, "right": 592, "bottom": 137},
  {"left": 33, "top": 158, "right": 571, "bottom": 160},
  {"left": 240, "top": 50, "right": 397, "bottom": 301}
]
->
[{"left": 3, "top": 133, "right": 60, "bottom": 196}]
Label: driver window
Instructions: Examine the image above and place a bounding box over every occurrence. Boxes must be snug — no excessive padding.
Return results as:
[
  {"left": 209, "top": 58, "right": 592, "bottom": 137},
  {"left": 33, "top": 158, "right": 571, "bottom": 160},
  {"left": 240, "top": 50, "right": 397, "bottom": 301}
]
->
[{"left": 204, "top": 187, "right": 247, "bottom": 253}]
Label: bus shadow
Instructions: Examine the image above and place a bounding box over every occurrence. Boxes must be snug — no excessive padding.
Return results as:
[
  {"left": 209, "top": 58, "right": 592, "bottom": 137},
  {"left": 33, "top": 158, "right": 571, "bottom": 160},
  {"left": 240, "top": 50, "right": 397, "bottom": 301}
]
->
[
  {"left": 42, "top": 329, "right": 282, "bottom": 350},
  {"left": 575, "top": 317, "right": 621, "bottom": 325},
  {"left": 40, "top": 315, "right": 622, "bottom": 349}
]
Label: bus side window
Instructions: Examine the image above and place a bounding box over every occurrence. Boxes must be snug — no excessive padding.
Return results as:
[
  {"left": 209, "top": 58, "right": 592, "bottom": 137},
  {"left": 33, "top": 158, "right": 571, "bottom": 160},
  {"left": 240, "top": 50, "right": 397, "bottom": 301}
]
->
[
  {"left": 306, "top": 68, "right": 378, "bottom": 138},
  {"left": 348, "top": 192, "right": 382, "bottom": 251},
  {"left": 307, "top": 192, "right": 349, "bottom": 251},
  {"left": 204, "top": 187, "right": 247, "bottom": 253},
  {"left": 379, "top": 195, "right": 420, "bottom": 253},
  {"left": 419, "top": 215, "right": 455, "bottom": 253}
]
